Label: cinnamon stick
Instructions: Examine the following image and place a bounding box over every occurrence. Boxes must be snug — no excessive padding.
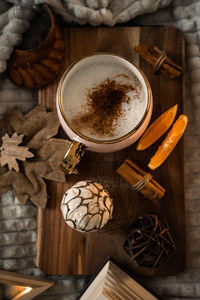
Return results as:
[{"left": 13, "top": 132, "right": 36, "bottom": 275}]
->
[
  {"left": 117, "top": 158, "right": 165, "bottom": 202},
  {"left": 134, "top": 44, "right": 183, "bottom": 79}
]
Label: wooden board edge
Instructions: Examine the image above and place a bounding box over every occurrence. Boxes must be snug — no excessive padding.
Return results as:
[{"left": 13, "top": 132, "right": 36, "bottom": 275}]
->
[
  {"left": 36, "top": 25, "right": 187, "bottom": 276},
  {"left": 36, "top": 208, "right": 45, "bottom": 270}
]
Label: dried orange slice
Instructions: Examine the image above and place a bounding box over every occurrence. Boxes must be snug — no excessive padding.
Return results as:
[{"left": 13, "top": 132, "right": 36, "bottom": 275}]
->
[
  {"left": 137, "top": 104, "right": 178, "bottom": 150},
  {"left": 148, "top": 114, "right": 188, "bottom": 170}
]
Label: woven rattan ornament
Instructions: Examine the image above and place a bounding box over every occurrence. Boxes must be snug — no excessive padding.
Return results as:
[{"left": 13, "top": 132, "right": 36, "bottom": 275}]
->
[
  {"left": 123, "top": 215, "right": 176, "bottom": 268},
  {"left": 0, "top": 106, "right": 70, "bottom": 208},
  {"left": 61, "top": 181, "right": 113, "bottom": 232}
]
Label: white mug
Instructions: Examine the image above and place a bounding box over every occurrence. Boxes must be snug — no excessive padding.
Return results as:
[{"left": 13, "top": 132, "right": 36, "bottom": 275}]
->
[{"left": 56, "top": 53, "right": 153, "bottom": 174}]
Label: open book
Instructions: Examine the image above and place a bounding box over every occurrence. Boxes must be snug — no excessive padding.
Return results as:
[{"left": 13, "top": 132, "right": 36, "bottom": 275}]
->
[{"left": 79, "top": 259, "right": 158, "bottom": 300}]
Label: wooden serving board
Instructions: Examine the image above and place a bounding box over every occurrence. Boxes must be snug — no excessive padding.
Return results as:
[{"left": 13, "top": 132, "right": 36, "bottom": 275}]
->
[{"left": 37, "top": 26, "right": 185, "bottom": 276}]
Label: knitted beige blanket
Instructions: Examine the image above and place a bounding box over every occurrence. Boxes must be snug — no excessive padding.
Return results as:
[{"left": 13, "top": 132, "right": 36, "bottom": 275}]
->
[{"left": 1, "top": 0, "right": 200, "bottom": 299}]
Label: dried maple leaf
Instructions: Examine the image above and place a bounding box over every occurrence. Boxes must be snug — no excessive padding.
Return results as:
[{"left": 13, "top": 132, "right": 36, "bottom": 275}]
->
[
  {"left": 0, "top": 133, "right": 34, "bottom": 172},
  {"left": 0, "top": 106, "right": 70, "bottom": 208}
]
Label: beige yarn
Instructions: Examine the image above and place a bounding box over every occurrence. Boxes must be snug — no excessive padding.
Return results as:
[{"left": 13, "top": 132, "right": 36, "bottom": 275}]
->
[
  {"left": 0, "top": 3, "right": 34, "bottom": 72},
  {"left": 0, "top": 0, "right": 171, "bottom": 73}
]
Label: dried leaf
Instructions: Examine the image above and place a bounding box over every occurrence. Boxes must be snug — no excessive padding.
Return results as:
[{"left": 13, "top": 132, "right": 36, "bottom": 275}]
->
[
  {"left": 0, "top": 106, "right": 68, "bottom": 208},
  {"left": 0, "top": 133, "right": 34, "bottom": 172},
  {"left": 37, "top": 138, "right": 71, "bottom": 182},
  {"left": 8, "top": 106, "right": 60, "bottom": 151}
]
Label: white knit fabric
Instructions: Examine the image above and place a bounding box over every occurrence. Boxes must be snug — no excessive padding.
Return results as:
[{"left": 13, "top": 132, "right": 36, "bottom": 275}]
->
[
  {"left": 0, "top": 0, "right": 172, "bottom": 72},
  {"left": 0, "top": 0, "right": 200, "bottom": 299},
  {"left": 6, "top": 0, "right": 172, "bottom": 25}
]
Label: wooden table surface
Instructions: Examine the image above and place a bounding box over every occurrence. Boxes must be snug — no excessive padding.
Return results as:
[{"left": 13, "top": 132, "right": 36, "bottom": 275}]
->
[{"left": 37, "top": 26, "right": 185, "bottom": 276}]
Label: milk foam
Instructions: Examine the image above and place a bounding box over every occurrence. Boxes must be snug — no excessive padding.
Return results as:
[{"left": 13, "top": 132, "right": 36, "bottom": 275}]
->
[{"left": 61, "top": 55, "right": 147, "bottom": 141}]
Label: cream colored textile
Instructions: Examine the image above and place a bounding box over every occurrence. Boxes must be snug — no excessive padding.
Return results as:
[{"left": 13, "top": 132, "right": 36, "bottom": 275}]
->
[
  {"left": 1, "top": 0, "right": 200, "bottom": 299},
  {"left": 0, "top": 0, "right": 171, "bottom": 72}
]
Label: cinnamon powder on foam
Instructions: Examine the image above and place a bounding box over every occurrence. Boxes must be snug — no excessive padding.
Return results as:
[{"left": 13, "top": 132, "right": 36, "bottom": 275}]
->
[{"left": 72, "top": 78, "right": 135, "bottom": 137}]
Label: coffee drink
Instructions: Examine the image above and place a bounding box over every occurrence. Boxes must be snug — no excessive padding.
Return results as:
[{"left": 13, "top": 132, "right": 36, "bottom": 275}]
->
[
  {"left": 57, "top": 54, "right": 152, "bottom": 173},
  {"left": 61, "top": 54, "right": 147, "bottom": 141}
]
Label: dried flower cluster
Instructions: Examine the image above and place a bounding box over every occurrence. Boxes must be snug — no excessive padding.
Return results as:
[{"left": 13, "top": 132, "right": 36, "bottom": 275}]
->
[{"left": 124, "top": 215, "right": 176, "bottom": 268}]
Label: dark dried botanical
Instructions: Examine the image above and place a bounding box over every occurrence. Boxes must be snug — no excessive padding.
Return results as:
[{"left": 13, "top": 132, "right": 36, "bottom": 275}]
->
[{"left": 123, "top": 215, "right": 176, "bottom": 268}]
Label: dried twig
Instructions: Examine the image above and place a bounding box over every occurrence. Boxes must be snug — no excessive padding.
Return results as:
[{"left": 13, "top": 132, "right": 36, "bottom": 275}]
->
[{"left": 123, "top": 215, "right": 176, "bottom": 268}]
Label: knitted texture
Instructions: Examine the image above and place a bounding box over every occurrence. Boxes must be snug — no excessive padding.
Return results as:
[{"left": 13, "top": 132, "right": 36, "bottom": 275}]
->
[
  {"left": 0, "top": 2, "right": 34, "bottom": 72},
  {"left": 0, "top": 0, "right": 171, "bottom": 73},
  {"left": 1, "top": 0, "right": 200, "bottom": 299}
]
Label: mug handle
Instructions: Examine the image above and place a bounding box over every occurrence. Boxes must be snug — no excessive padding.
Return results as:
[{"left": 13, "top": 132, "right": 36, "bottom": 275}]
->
[{"left": 60, "top": 140, "right": 86, "bottom": 175}]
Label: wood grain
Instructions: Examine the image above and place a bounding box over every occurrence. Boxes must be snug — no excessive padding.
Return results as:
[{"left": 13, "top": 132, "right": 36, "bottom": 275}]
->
[
  {"left": 0, "top": 270, "right": 53, "bottom": 299},
  {"left": 37, "top": 26, "right": 185, "bottom": 276}
]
